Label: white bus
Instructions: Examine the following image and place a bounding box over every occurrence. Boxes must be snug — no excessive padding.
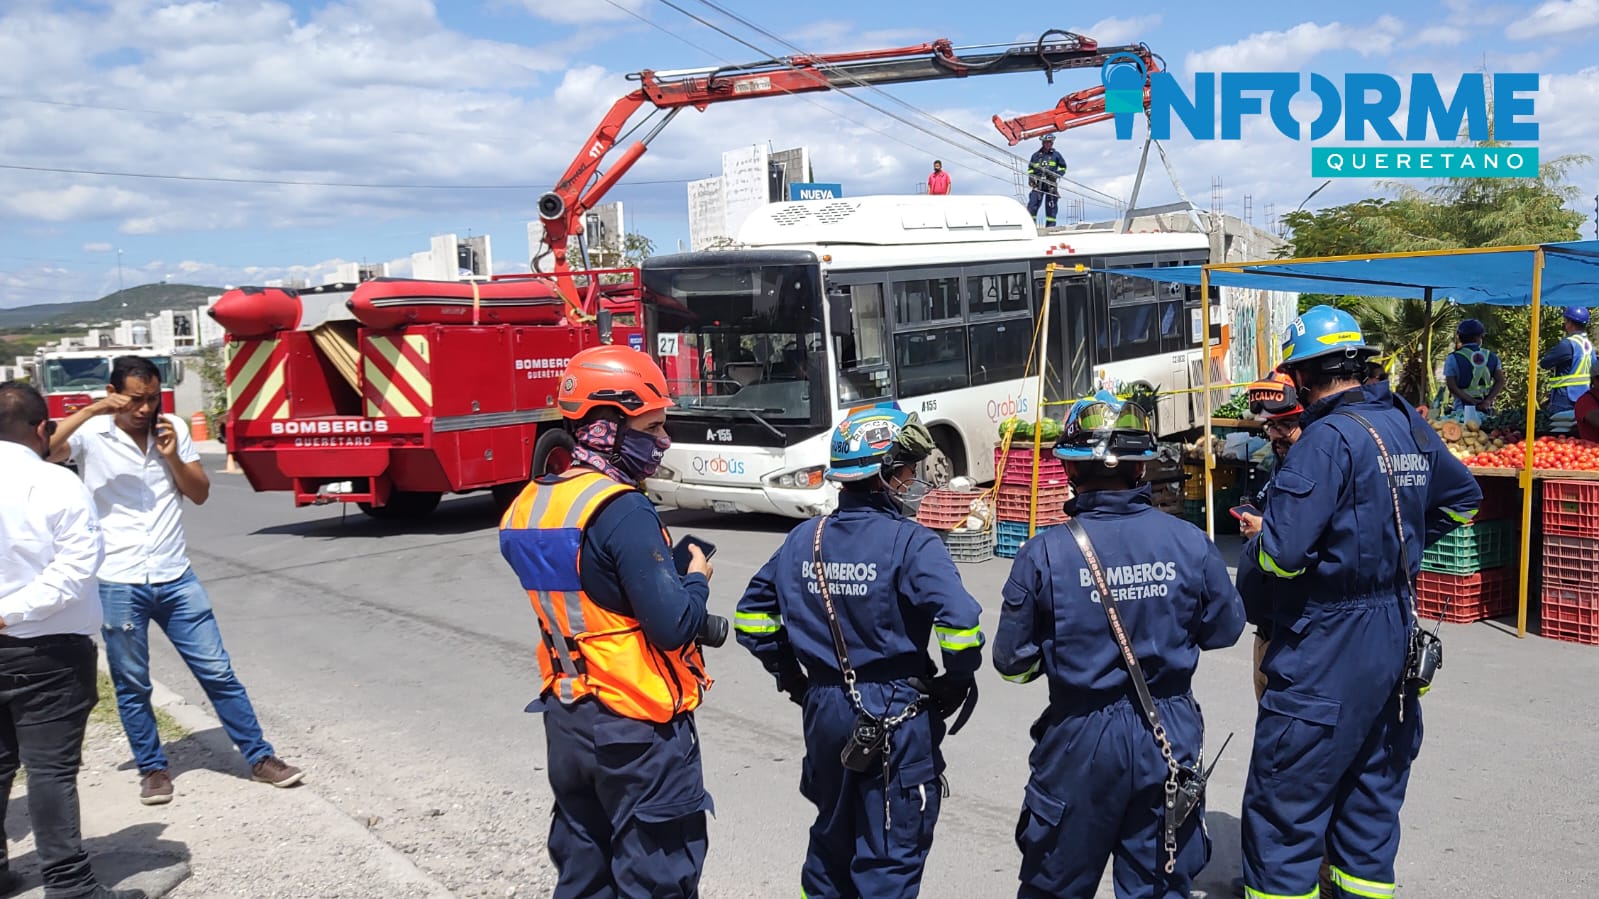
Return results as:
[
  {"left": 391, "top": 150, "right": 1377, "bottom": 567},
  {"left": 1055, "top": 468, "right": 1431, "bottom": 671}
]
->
[{"left": 641, "top": 194, "right": 1221, "bottom": 519}]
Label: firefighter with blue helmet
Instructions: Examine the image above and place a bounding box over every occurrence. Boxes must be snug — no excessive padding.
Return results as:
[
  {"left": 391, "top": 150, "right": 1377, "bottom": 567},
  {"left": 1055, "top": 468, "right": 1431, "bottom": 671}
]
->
[
  {"left": 1539, "top": 306, "right": 1595, "bottom": 414},
  {"left": 1444, "top": 318, "right": 1504, "bottom": 414},
  {"left": 994, "top": 397, "right": 1244, "bottom": 899},
  {"left": 735, "top": 406, "right": 984, "bottom": 899},
  {"left": 1239, "top": 305, "right": 1481, "bottom": 899}
]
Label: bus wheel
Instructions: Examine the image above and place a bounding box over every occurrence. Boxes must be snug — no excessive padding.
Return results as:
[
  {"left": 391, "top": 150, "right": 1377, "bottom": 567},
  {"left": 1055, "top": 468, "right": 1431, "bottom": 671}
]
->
[
  {"left": 358, "top": 491, "right": 442, "bottom": 520},
  {"left": 919, "top": 445, "right": 955, "bottom": 488}
]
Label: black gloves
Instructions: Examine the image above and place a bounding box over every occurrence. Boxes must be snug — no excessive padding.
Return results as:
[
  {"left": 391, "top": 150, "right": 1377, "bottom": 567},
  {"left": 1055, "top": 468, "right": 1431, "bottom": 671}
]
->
[
  {"left": 778, "top": 671, "right": 810, "bottom": 708},
  {"left": 926, "top": 674, "right": 976, "bottom": 720}
]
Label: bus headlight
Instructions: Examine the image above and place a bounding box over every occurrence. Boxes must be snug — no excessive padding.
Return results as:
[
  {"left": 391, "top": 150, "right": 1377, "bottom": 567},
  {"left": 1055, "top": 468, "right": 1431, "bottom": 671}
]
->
[
  {"left": 655, "top": 464, "right": 680, "bottom": 482},
  {"left": 764, "top": 466, "right": 827, "bottom": 490}
]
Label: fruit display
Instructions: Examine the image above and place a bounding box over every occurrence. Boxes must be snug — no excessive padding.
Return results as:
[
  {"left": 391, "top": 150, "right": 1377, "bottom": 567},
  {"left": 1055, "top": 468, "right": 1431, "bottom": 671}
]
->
[
  {"left": 1430, "top": 418, "right": 1519, "bottom": 461},
  {"left": 1481, "top": 407, "right": 1555, "bottom": 436},
  {"left": 998, "top": 416, "right": 1063, "bottom": 442},
  {"left": 1462, "top": 435, "right": 1599, "bottom": 471}
]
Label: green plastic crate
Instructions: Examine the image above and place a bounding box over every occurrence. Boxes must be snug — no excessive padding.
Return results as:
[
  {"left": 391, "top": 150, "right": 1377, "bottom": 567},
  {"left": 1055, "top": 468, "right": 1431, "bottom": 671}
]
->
[{"left": 1421, "top": 520, "right": 1515, "bottom": 574}]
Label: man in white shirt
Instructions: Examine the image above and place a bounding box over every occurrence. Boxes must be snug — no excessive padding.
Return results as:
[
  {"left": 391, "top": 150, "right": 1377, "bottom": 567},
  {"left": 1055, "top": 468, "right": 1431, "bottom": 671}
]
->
[
  {"left": 49, "top": 357, "right": 302, "bottom": 806},
  {"left": 0, "top": 381, "right": 146, "bottom": 899}
]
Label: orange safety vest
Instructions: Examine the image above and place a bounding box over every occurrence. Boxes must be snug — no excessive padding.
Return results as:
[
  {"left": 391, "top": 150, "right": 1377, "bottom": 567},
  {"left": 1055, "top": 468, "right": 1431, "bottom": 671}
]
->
[{"left": 499, "top": 469, "right": 710, "bottom": 723}]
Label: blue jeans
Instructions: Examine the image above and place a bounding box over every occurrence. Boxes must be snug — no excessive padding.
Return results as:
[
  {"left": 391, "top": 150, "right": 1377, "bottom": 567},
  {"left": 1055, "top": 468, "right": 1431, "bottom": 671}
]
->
[{"left": 100, "top": 568, "right": 273, "bottom": 773}]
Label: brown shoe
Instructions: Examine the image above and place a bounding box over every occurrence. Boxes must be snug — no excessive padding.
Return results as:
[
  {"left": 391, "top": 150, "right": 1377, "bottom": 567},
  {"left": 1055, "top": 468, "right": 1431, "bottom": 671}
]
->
[
  {"left": 139, "top": 769, "right": 174, "bottom": 806},
  {"left": 251, "top": 756, "right": 304, "bottom": 788}
]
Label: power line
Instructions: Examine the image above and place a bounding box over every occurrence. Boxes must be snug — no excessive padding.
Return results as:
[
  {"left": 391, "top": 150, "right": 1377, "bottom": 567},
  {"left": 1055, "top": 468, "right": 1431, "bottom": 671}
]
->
[
  {"left": 674, "top": 0, "right": 1125, "bottom": 209},
  {"left": 0, "top": 163, "right": 706, "bottom": 191}
]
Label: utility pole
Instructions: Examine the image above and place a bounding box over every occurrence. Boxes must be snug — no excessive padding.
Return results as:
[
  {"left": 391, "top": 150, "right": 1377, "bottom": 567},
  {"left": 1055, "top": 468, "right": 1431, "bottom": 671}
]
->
[
  {"left": 1593, "top": 193, "right": 1597, "bottom": 239},
  {"left": 116, "top": 248, "right": 125, "bottom": 294}
]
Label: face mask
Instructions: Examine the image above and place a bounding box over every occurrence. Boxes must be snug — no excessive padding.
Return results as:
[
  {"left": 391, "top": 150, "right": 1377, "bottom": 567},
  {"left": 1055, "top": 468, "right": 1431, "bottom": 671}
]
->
[{"left": 616, "top": 427, "right": 671, "bottom": 482}]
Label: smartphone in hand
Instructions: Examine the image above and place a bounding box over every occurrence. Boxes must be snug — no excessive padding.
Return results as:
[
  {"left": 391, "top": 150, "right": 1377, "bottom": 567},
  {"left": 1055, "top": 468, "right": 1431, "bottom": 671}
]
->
[
  {"left": 1229, "top": 503, "right": 1261, "bottom": 521},
  {"left": 673, "top": 535, "right": 717, "bottom": 576}
]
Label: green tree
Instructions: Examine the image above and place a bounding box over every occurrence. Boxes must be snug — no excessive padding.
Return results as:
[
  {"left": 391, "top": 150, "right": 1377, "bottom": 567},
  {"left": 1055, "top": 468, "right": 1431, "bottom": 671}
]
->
[{"left": 1280, "top": 151, "right": 1589, "bottom": 406}]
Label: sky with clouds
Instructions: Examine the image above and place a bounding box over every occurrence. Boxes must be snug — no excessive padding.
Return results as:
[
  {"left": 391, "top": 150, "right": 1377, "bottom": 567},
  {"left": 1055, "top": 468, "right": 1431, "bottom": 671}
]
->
[{"left": 3, "top": 0, "right": 1597, "bottom": 309}]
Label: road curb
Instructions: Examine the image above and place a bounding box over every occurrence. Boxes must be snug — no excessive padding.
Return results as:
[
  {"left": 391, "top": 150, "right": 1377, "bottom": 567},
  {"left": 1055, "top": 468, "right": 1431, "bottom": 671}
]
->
[{"left": 97, "top": 656, "right": 457, "bottom": 898}]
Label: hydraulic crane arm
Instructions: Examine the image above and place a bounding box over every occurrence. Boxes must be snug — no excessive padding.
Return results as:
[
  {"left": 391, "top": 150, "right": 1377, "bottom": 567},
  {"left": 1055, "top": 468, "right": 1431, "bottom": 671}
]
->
[
  {"left": 537, "top": 30, "right": 1146, "bottom": 277},
  {"left": 991, "top": 45, "right": 1162, "bottom": 145}
]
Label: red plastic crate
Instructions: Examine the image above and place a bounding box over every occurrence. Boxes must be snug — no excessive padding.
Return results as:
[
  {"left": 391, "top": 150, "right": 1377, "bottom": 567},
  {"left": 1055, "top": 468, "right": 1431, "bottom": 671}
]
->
[
  {"left": 1416, "top": 569, "right": 1512, "bottom": 624},
  {"left": 1543, "top": 480, "right": 1599, "bottom": 539},
  {"left": 915, "top": 489, "right": 983, "bottom": 530},
  {"left": 995, "top": 483, "right": 1072, "bottom": 525},
  {"left": 1474, "top": 476, "right": 1522, "bottom": 522},
  {"left": 1542, "top": 535, "right": 1599, "bottom": 588},
  {"left": 994, "top": 446, "right": 1068, "bottom": 487},
  {"left": 1541, "top": 583, "right": 1599, "bottom": 645}
]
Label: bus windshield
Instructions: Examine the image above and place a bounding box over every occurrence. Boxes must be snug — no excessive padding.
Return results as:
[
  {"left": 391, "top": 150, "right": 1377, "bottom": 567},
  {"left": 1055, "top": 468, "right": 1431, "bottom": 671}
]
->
[
  {"left": 41, "top": 355, "right": 173, "bottom": 392},
  {"left": 644, "top": 257, "right": 825, "bottom": 427}
]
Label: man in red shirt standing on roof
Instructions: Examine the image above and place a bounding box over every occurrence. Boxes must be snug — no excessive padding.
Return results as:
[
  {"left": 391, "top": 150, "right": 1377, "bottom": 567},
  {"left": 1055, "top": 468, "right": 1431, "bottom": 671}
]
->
[{"left": 927, "top": 160, "right": 951, "bottom": 195}]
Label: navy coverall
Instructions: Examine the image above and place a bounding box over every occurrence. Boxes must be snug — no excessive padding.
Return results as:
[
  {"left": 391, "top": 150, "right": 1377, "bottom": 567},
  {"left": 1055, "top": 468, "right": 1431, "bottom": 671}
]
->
[
  {"left": 509, "top": 490, "right": 713, "bottom": 899},
  {"left": 736, "top": 491, "right": 985, "bottom": 899},
  {"left": 1239, "top": 382, "right": 1480, "bottom": 899},
  {"left": 1026, "top": 148, "right": 1068, "bottom": 226},
  {"left": 994, "top": 485, "right": 1245, "bottom": 899}
]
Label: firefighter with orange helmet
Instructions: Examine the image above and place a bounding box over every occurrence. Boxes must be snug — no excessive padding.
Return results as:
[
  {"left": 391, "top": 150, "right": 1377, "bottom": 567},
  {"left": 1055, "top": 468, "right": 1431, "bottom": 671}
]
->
[{"left": 499, "top": 344, "right": 719, "bottom": 898}]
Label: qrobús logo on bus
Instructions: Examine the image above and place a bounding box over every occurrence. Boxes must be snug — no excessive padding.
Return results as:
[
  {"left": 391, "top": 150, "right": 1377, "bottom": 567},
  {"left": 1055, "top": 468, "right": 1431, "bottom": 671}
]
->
[{"left": 1100, "top": 54, "right": 1539, "bottom": 178}]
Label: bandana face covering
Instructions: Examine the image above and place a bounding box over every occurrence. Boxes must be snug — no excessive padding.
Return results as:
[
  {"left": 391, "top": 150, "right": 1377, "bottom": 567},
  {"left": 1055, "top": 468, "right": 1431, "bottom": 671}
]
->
[
  {"left": 569, "top": 419, "right": 670, "bottom": 485},
  {"left": 616, "top": 427, "right": 671, "bottom": 482}
]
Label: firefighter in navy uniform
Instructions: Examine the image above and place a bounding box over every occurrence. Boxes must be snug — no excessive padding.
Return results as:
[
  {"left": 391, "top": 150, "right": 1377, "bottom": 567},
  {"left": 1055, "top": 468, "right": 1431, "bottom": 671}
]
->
[
  {"left": 735, "top": 407, "right": 984, "bottom": 899},
  {"left": 499, "top": 345, "right": 719, "bottom": 899},
  {"left": 1026, "top": 135, "right": 1068, "bottom": 226},
  {"left": 1239, "top": 306, "right": 1481, "bottom": 899},
  {"left": 994, "top": 397, "right": 1245, "bottom": 899}
]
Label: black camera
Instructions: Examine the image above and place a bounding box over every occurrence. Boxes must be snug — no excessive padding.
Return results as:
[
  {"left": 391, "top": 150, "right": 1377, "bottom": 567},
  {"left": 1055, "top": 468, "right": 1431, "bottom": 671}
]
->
[{"left": 697, "top": 613, "right": 729, "bottom": 648}]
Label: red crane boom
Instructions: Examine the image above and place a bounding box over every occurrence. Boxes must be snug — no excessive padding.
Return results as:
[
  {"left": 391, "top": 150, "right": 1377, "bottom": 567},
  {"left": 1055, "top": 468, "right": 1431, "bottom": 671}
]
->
[
  {"left": 535, "top": 30, "right": 1147, "bottom": 278},
  {"left": 990, "top": 45, "right": 1161, "bottom": 145}
]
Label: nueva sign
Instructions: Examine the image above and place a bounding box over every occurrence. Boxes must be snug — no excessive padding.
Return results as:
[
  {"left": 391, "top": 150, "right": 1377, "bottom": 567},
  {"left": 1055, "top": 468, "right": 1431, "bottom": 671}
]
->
[{"left": 789, "top": 182, "right": 843, "bottom": 201}]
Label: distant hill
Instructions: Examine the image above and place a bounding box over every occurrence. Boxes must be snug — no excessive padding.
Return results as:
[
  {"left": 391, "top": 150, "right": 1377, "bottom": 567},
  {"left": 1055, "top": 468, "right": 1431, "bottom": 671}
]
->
[{"left": 0, "top": 283, "right": 220, "bottom": 330}]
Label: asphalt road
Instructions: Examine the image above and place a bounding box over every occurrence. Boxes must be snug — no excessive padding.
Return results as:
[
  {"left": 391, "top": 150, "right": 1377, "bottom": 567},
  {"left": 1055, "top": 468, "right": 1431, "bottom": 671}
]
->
[{"left": 146, "top": 460, "right": 1599, "bottom": 898}]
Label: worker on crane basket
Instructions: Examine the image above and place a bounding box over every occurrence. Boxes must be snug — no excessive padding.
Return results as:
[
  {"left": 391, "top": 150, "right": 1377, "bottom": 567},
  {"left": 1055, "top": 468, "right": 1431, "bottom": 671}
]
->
[{"left": 1026, "top": 136, "right": 1068, "bottom": 227}]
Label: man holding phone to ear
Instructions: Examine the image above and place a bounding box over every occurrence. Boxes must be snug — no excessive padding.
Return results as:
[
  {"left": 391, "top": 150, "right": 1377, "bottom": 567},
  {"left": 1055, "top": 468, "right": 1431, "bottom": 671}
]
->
[{"left": 48, "top": 356, "right": 302, "bottom": 807}]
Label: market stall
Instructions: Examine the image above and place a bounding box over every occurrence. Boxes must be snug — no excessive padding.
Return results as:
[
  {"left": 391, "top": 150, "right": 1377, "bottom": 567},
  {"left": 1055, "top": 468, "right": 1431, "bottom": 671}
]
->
[{"left": 1102, "top": 239, "right": 1599, "bottom": 638}]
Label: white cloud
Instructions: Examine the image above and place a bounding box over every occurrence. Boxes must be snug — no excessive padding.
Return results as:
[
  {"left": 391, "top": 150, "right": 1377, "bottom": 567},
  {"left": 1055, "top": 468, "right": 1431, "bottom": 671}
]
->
[
  {"left": 82, "top": 242, "right": 112, "bottom": 252},
  {"left": 785, "top": 21, "right": 924, "bottom": 51},
  {"left": 1070, "top": 15, "right": 1164, "bottom": 47},
  {"left": 1185, "top": 16, "right": 1405, "bottom": 73},
  {"left": 1507, "top": 0, "right": 1599, "bottom": 39},
  {"left": 1418, "top": 25, "right": 1468, "bottom": 46}
]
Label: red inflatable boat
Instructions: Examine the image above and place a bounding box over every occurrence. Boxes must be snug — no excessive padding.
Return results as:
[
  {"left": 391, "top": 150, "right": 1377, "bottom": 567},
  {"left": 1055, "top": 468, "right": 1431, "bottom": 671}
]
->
[
  {"left": 208, "top": 286, "right": 303, "bottom": 337},
  {"left": 347, "top": 278, "right": 567, "bottom": 329}
]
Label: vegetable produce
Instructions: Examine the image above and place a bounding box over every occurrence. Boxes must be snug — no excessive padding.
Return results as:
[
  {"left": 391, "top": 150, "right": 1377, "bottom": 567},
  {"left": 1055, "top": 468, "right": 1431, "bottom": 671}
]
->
[
  {"left": 1429, "top": 418, "right": 1519, "bottom": 461},
  {"left": 999, "top": 416, "right": 1063, "bottom": 442},
  {"left": 1463, "top": 435, "right": 1599, "bottom": 471},
  {"left": 1213, "top": 394, "right": 1250, "bottom": 419}
]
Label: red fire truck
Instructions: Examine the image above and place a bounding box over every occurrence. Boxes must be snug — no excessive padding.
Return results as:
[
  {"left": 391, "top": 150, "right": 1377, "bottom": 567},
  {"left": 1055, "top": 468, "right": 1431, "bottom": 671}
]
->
[
  {"left": 33, "top": 347, "right": 179, "bottom": 419},
  {"left": 213, "top": 31, "right": 1152, "bottom": 519}
]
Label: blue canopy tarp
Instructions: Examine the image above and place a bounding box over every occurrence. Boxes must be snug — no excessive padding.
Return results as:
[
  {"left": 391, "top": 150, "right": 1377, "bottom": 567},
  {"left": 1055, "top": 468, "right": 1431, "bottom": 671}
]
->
[{"left": 1099, "top": 239, "right": 1599, "bottom": 307}]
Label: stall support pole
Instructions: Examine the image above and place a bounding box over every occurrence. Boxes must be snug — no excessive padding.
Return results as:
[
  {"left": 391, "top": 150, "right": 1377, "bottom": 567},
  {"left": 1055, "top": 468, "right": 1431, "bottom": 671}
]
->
[
  {"left": 1201, "top": 266, "right": 1215, "bottom": 538},
  {"left": 1517, "top": 248, "right": 1545, "bottom": 639},
  {"left": 1029, "top": 264, "right": 1057, "bottom": 538},
  {"left": 1423, "top": 287, "right": 1435, "bottom": 403}
]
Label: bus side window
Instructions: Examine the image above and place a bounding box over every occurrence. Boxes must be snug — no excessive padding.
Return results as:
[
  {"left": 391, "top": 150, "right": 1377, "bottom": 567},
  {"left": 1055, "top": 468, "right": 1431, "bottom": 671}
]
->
[{"left": 829, "top": 284, "right": 892, "bottom": 404}]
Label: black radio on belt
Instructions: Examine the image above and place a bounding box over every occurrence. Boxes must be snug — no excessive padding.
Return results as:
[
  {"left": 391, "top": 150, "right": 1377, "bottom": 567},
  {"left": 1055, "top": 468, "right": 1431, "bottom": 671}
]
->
[{"left": 840, "top": 713, "right": 888, "bottom": 773}]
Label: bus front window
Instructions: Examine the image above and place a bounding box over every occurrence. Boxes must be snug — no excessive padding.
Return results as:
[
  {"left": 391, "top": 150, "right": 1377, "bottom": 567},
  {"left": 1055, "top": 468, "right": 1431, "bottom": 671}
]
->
[{"left": 645, "top": 261, "right": 825, "bottom": 426}]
